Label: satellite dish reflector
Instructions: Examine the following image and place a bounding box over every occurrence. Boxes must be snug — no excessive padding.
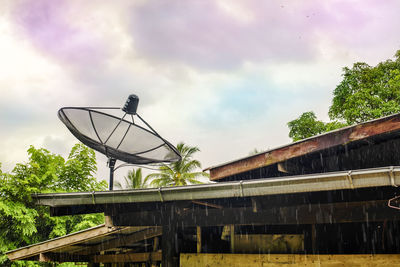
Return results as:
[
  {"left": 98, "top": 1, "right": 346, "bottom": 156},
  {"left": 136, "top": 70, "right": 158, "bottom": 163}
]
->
[{"left": 58, "top": 95, "right": 181, "bottom": 190}]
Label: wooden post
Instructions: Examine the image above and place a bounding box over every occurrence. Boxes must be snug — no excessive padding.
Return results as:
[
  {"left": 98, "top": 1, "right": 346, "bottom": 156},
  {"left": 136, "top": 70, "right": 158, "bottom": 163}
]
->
[
  {"left": 162, "top": 204, "right": 179, "bottom": 267},
  {"left": 311, "top": 224, "right": 317, "bottom": 254},
  {"left": 162, "top": 223, "right": 179, "bottom": 267},
  {"left": 230, "top": 225, "right": 235, "bottom": 253},
  {"left": 105, "top": 216, "right": 113, "bottom": 228},
  {"left": 151, "top": 237, "right": 160, "bottom": 267},
  {"left": 197, "top": 226, "right": 202, "bottom": 253}
]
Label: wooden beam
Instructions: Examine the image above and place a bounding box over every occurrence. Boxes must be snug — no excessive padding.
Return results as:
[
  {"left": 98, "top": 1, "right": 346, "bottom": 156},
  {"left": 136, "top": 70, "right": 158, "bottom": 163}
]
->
[
  {"left": 111, "top": 200, "right": 400, "bottom": 227},
  {"left": 39, "top": 252, "right": 91, "bottom": 263},
  {"left": 180, "top": 253, "right": 400, "bottom": 267},
  {"left": 192, "top": 200, "right": 223, "bottom": 209},
  {"left": 80, "top": 227, "right": 162, "bottom": 255},
  {"left": 93, "top": 252, "right": 161, "bottom": 263},
  {"left": 6, "top": 225, "right": 111, "bottom": 261},
  {"left": 208, "top": 114, "right": 400, "bottom": 180}
]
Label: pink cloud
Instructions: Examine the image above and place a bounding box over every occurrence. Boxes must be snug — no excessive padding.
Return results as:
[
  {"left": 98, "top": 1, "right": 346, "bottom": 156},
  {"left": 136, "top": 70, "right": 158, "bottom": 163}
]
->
[
  {"left": 129, "top": 0, "right": 317, "bottom": 69},
  {"left": 12, "top": 0, "right": 107, "bottom": 66},
  {"left": 128, "top": 0, "right": 400, "bottom": 69}
]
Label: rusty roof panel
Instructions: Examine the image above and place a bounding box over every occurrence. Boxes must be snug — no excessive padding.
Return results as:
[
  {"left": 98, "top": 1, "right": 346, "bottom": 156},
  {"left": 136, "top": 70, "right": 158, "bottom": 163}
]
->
[{"left": 208, "top": 113, "right": 400, "bottom": 181}]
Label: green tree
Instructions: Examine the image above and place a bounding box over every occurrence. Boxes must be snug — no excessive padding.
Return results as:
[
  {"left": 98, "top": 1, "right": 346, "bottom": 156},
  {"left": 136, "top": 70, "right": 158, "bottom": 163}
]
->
[
  {"left": 329, "top": 51, "right": 400, "bottom": 124},
  {"left": 115, "top": 168, "right": 149, "bottom": 189},
  {"left": 0, "top": 144, "right": 107, "bottom": 266},
  {"left": 287, "top": 112, "right": 346, "bottom": 142},
  {"left": 148, "top": 142, "right": 209, "bottom": 187},
  {"left": 288, "top": 112, "right": 327, "bottom": 142},
  {"left": 288, "top": 50, "right": 400, "bottom": 141}
]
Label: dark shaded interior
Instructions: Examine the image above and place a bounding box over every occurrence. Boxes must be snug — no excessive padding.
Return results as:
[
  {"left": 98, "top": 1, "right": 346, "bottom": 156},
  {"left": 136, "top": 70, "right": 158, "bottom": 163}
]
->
[{"left": 220, "top": 131, "right": 400, "bottom": 182}]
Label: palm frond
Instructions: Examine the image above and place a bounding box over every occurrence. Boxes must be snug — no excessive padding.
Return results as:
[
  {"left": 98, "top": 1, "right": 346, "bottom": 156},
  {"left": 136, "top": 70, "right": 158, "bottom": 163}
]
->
[{"left": 147, "top": 142, "right": 208, "bottom": 187}]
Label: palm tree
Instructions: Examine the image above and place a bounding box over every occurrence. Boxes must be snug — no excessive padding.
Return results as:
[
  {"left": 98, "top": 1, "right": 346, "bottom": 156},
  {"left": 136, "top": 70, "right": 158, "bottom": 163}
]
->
[
  {"left": 115, "top": 168, "right": 149, "bottom": 189},
  {"left": 148, "top": 142, "right": 209, "bottom": 187}
]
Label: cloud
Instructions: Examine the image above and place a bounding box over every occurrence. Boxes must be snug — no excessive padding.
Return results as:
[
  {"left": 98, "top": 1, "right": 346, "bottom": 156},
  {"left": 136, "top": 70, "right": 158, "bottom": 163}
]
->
[
  {"left": 11, "top": 0, "right": 110, "bottom": 66},
  {"left": 129, "top": 0, "right": 317, "bottom": 70},
  {"left": 128, "top": 0, "right": 400, "bottom": 70},
  {"left": 2, "top": 0, "right": 400, "bottom": 182}
]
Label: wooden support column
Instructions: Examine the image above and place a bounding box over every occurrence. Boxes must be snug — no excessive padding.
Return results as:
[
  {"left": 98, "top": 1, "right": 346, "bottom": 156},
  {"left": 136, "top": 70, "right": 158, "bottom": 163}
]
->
[
  {"left": 230, "top": 225, "right": 235, "bottom": 253},
  {"left": 105, "top": 216, "right": 113, "bottom": 228},
  {"left": 162, "top": 223, "right": 179, "bottom": 267},
  {"left": 311, "top": 224, "right": 317, "bottom": 254},
  {"left": 162, "top": 205, "right": 179, "bottom": 267},
  {"left": 151, "top": 237, "right": 160, "bottom": 267},
  {"left": 197, "top": 226, "right": 202, "bottom": 253}
]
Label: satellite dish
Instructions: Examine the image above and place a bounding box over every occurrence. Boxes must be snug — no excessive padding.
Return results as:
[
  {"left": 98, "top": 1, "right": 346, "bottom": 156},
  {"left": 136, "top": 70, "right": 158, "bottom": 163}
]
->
[{"left": 58, "top": 95, "right": 181, "bottom": 190}]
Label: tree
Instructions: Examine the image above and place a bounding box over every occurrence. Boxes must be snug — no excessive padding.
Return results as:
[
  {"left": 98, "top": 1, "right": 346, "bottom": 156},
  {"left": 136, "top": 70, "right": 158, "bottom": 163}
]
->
[
  {"left": 288, "top": 50, "right": 400, "bottom": 141},
  {"left": 0, "top": 144, "right": 107, "bottom": 266},
  {"left": 148, "top": 142, "right": 209, "bottom": 187},
  {"left": 115, "top": 168, "right": 149, "bottom": 189},
  {"left": 329, "top": 51, "right": 400, "bottom": 124},
  {"left": 288, "top": 112, "right": 327, "bottom": 142},
  {"left": 287, "top": 111, "right": 346, "bottom": 142}
]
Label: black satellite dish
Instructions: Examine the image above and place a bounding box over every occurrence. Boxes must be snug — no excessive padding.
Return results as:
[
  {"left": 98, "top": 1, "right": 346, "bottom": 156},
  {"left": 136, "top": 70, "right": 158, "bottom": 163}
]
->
[{"left": 58, "top": 95, "right": 181, "bottom": 190}]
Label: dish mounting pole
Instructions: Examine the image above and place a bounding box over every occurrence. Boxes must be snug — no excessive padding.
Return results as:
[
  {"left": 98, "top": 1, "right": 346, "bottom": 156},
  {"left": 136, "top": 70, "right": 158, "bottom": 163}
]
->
[{"left": 108, "top": 158, "right": 117, "bottom": 190}]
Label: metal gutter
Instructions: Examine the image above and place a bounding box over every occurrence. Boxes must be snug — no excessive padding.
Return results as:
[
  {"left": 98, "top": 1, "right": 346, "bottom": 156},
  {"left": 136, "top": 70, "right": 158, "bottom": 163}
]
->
[{"left": 34, "top": 167, "right": 400, "bottom": 207}]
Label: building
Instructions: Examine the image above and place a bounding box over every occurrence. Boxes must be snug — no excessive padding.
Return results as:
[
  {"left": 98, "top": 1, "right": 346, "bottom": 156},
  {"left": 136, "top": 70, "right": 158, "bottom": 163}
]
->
[{"left": 7, "top": 113, "right": 400, "bottom": 266}]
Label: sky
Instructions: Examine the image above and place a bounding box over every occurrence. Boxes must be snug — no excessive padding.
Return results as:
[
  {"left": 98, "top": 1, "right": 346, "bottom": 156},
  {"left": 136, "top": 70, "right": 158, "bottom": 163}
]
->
[{"left": 1, "top": 0, "right": 400, "bottom": 185}]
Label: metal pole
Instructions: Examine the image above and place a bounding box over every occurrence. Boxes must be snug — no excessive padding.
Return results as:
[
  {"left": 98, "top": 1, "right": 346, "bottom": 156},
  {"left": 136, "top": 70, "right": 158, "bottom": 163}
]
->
[{"left": 108, "top": 158, "right": 117, "bottom": 191}]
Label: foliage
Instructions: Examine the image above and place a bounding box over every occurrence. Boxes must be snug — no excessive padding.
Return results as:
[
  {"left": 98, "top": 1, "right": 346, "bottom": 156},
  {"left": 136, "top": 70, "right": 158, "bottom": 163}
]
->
[
  {"left": 115, "top": 168, "right": 149, "bottom": 189},
  {"left": 288, "top": 50, "right": 400, "bottom": 141},
  {"left": 329, "top": 51, "right": 400, "bottom": 124},
  {"left": 148, "top": 142, "right": 209, "bottom": 187},
  {"left": 0, "top": 144, "right": 107, "bottom": 266},
  {"left": 288, "top": 112, "right": 326, "bottom": 142},
  {"left": 287, "top": 112, "right": 346, "bottom": 142}
]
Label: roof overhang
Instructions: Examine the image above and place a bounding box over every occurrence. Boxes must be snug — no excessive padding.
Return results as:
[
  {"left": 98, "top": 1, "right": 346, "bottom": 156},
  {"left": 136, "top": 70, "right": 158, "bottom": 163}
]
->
[
  {"left": 35, "top": 166, "right": 400, "bottom": 209},
  {"left": 206, "top": 113, "right": 400, "bottom": 181},
  {"left": 6, "top": 224, "right": 162, "bottom": 263}
]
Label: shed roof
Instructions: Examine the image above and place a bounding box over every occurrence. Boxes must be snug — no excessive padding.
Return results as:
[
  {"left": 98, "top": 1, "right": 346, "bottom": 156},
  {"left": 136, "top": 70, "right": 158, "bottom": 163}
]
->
[
  {"left": 206, "top": 113, "right": 400, "bottom": 181},
  {"left": 6, "top": 224, "right": 162, "bottom": 263}
]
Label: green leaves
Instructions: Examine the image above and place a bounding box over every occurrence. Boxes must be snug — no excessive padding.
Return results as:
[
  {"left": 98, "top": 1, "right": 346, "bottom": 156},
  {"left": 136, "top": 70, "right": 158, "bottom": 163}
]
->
[
  {"left": 287, "top": 112, "right": 346, "bottom": 142},
  {"left": 115, "top": 168, "right": 150, "bottom": 189},
  {"left": 329, "top": 51, "right": 400, "bottom": 124},
  {"left": 0, "top": 200, "right": 38, "bottom": 237},
  {"left": 149, "top": 142, "right": 209, "bottom": 187},
  {"left": 288, "top": 49, "right": 400, "bottom": 142},
  {"left": 59, "top": 143, "right": 105, "bottom": 192},
  {"left": 0, "top": 143, "right": 106, "bottom": 265}
]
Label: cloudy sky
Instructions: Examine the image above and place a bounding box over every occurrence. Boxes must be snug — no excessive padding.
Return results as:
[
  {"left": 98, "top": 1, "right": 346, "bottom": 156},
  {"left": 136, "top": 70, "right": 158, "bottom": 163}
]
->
[{"left": 1, "top": 0, "right": 400, "bottom": 184}]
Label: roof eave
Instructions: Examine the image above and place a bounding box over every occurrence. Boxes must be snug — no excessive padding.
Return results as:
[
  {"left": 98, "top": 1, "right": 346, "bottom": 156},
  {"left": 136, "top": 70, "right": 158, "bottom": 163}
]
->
[{"left": 34, "top": 166, "right": 400, "bottom": 208}]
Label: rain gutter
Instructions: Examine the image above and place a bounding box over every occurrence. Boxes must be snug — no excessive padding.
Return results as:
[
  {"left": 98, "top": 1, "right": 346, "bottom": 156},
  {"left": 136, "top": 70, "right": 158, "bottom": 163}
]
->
[{"left": 34, "top": 166, "right": 400, "bottom": 207}]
